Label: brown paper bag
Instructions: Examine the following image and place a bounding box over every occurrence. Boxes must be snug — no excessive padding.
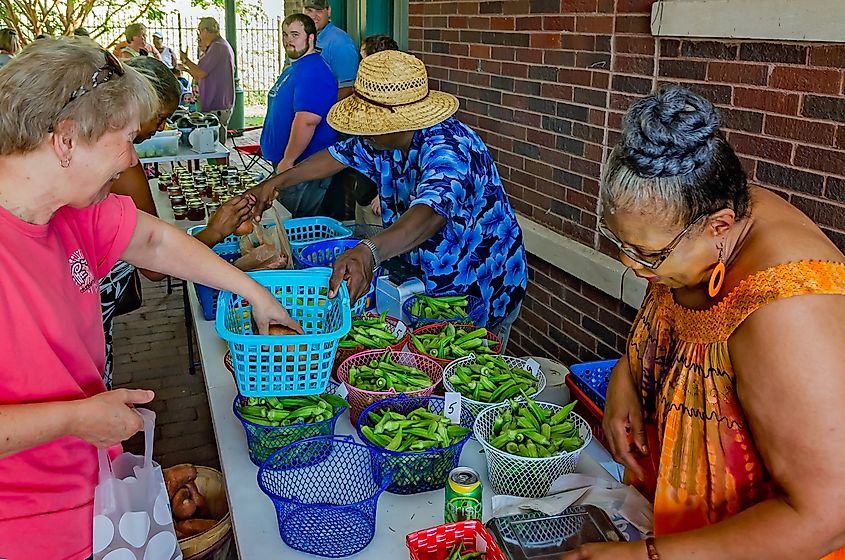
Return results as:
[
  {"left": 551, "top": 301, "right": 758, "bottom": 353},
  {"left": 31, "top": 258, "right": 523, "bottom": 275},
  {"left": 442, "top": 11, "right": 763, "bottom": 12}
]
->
[{"left": 233, "top": 207, "right": 293, "bottom": 271}]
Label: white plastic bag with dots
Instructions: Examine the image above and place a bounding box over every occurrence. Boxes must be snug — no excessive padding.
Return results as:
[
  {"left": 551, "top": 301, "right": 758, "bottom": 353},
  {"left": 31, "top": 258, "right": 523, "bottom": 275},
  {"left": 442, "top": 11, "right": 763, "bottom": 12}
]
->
[{"left": 92, "top": 408, "right": 182, "bottom": 560}]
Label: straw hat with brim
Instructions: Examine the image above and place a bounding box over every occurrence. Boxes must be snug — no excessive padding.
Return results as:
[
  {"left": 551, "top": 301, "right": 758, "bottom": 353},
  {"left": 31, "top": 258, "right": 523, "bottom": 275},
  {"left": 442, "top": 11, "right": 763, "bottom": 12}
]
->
[{"left": 327, "top": 50, "right": 459, "bottom": 136}]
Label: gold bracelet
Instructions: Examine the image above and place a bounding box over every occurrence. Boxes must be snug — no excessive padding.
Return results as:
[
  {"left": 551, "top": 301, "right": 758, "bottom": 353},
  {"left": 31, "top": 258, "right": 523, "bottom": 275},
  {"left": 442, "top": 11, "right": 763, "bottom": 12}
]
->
[{"left": 645, "top": 536, "right": 661, "bottom": 560}]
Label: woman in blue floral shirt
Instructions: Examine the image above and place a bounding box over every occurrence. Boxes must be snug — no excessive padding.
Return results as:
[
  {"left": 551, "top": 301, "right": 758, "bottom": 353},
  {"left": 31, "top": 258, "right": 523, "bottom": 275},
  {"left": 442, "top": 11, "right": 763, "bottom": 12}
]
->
[{"left": 252, "top": 51, "right": 527, "bottom": 346}]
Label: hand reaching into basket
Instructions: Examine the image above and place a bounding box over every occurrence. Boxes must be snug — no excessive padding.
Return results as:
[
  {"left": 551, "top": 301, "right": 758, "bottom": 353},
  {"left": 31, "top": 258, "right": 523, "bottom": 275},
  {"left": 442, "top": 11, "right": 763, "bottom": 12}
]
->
[
  {"left": 602, "top": 358, "right": 648, "bottom": 481},
  {"left": 329, "top": 243, "right": 375, "bottom": 303},
  {"left": 249, "top": 287, "right": 303, "bottom": 335}
]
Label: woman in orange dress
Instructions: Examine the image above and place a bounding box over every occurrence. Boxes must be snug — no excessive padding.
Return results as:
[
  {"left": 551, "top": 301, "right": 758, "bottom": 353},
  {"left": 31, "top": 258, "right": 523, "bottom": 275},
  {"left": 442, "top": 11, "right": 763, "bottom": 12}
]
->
[{"left": 563, "top": 86, "right": 845, "bottom": 559}]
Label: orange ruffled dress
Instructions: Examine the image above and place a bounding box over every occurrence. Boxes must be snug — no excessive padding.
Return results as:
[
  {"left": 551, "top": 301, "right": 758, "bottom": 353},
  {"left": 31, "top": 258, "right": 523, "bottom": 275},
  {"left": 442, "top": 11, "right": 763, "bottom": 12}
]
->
[{"left": 627, "top": 261, "right": 845, "bottom": 558}]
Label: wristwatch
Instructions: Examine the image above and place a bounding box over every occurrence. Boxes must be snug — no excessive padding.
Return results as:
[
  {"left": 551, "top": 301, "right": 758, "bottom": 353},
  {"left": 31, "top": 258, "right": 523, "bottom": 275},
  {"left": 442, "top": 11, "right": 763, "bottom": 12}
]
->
[{"left": 358, "top": 239, "right": 381, "bottom": 273}]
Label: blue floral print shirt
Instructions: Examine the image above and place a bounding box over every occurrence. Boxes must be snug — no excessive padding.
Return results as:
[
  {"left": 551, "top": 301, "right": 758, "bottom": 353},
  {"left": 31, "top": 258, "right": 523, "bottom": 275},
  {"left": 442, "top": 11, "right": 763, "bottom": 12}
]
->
[{"left": 328, "top": 117, "right": 527, "bottom": 326}]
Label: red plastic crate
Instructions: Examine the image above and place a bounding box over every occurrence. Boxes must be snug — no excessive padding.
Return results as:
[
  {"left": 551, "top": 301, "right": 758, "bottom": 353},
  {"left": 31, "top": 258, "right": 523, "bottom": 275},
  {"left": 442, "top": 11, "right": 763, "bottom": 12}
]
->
[
  {"left": 565, "top": 374, "right": 607, "bottom": 447},
  {"left": 406, "top": 520, "right": 507, "bottom": 560}
]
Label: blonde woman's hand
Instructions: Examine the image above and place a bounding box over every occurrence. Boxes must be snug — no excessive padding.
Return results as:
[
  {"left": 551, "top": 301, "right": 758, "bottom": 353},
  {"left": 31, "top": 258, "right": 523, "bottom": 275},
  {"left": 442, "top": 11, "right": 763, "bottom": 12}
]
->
[
  {"left": 249, "top": 286, "right": 302, "bottom": 334},
  {"left": 70, "top": 389, "right": 155, "bottom": 448}
]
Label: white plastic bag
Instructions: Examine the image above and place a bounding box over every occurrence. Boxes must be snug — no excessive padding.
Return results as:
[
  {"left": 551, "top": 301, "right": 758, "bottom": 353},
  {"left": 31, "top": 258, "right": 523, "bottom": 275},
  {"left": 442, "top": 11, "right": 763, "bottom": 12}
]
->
[{"left": 92, "top": 408, "right": 183, "bottom": 560}]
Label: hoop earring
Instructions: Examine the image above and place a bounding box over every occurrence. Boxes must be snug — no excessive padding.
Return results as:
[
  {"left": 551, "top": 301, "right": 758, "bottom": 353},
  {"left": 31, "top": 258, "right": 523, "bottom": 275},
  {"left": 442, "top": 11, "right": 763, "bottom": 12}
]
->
[
  {"left": 60, "top": 158, "right": 70, "bottom": 168},
  {"left": 708, "top": 242, "right": 726, "bottom": 298}
]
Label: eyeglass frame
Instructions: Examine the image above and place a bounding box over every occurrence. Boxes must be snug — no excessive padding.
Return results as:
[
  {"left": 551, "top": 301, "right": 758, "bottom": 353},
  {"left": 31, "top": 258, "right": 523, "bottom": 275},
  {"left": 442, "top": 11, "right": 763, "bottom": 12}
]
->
[{"left": 598, "top": 212, "right": 708, "bottom": 269}]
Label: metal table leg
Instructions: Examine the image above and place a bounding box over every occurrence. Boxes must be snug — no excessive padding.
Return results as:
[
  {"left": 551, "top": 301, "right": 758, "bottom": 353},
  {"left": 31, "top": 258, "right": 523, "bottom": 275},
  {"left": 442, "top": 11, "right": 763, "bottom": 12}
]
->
[{"left": 182, "top": 279, "right": 199, "bottom": 375}]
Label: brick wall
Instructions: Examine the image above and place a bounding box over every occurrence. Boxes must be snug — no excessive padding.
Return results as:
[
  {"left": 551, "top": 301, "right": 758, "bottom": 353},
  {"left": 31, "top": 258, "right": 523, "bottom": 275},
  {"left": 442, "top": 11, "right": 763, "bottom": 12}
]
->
[{"left": 408, "top": 0, "right": 845, "bottom": 367}]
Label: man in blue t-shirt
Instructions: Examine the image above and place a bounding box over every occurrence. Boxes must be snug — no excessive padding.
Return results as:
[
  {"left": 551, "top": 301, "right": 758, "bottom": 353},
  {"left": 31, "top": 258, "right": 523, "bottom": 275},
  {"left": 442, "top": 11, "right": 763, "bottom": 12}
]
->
[
  {"left": 304, "top": 0, "right": 359, "bottom": 100},
  {"left": 260, "top": 13, "right": 338, "bottom": 218}
]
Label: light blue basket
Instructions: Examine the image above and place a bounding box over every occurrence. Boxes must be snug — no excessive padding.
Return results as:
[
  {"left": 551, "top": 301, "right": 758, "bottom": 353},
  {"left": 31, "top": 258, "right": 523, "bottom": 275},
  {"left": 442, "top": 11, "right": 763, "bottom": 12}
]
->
[
  {"left": 215, "top": 269, "right": 352, "bottom": 397},
  {"left": 283, "top": 217, "right": 352, "bottom": 250}
]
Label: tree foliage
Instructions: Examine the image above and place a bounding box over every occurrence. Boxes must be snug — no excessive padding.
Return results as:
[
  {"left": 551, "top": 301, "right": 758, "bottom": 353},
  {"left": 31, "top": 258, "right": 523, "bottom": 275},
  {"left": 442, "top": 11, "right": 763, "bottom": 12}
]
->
[{"left": 0, "top": 0, "right": 263, "bottom": 46}]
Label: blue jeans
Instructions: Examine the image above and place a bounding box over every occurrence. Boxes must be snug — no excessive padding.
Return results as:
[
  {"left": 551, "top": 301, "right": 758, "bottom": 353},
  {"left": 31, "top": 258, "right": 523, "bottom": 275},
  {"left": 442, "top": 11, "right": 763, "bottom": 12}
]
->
[
  {"left": 489, "top": 302, "right": 522, "bottom": 352},
  {"left": 277, "top": 176, "right": 332, "bottom": 218}
]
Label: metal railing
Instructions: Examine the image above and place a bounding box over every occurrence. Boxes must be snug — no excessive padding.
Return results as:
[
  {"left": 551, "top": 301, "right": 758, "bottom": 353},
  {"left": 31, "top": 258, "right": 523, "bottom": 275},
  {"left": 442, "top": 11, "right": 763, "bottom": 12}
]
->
[{"left": 85, "top": 10, "right": 281, "bottom": 106}]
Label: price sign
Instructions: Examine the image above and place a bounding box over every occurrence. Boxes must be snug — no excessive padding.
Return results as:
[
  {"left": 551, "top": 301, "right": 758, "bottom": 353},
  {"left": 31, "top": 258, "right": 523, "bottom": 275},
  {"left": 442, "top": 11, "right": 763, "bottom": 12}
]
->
[
  {"left": 445, "top": 392, "right": 462, "bottom": 424},
  {"left": 394, "top": 321, "right": 407, "bottom": 339},
  {"left": 336, "top": 383, "right": 349, "bottom": 399},
  {"left": 525, "top": 358, "right": 541, "bottom": 377}
]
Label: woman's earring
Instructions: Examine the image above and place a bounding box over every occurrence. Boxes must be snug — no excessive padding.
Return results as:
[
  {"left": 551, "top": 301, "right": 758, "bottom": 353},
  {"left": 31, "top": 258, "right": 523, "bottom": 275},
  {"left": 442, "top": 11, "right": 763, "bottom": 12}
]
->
[
  {"left": 60, "top": 158, "right": 70, "bottom": 168},
  {"left": 708, "top": 242, "right": 726, "bottom": 298}
]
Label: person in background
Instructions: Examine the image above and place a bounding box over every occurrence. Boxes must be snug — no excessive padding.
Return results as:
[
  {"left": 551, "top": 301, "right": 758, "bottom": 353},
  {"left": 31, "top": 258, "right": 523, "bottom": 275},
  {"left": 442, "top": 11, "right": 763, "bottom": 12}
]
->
[
  {"left": 0, "top": 37, "right": 298, "bottom": 560},
  {"left": 117, "top": 23, "right": 148, "bottom": 59},
  {"left": 351, "top": 34, "right": 399, "bottom": 226},
  {"left": 180, "top": 17, "right": 235, "bottom": 141},
  {"left": 0, "top": 28, "right": 20, "bottom": 68},
  {"left": 561, "top": 87, "right": 845, "bottom": 560},
  {"left": 173, "top": 66, "right": 191, "bottom": 98},
  {"left": 251, "top": 51, "right": 527, "bottom": 347},
  {"left": 73, "top": 27, "right": 91, "bottom": 38},
  {"left": 152, "top": 31, "right": 174, "bottom": 68},
  {"left": 304, "top": 0, "right": 361, "bottom": 221},
  {"left": 100, "top": 55, "right": 255, "bottom": 389},
  {"left": 260, "top": 13, "right": 337, "bottom": 218},
  {"left": 303, "top": 0, "right": 359, "bottom": 99}
]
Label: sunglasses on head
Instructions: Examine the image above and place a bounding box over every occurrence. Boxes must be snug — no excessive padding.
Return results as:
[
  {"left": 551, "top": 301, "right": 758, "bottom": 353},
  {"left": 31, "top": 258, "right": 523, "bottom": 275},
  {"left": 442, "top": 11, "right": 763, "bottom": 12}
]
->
[{"left": 50, "top": 50, "right": 124, "bottom": 132}]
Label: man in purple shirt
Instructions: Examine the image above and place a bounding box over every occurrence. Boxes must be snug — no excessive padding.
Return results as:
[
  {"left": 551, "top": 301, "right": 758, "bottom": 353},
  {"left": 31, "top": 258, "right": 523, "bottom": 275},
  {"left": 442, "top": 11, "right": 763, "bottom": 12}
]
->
[{"left": 180, "top": 17, "right": 235, "bottom": 138}]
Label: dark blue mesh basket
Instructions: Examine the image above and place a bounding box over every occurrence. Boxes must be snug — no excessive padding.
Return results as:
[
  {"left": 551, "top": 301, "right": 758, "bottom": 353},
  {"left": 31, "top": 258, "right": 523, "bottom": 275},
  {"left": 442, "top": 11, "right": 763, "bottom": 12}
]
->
[
  {"left": 232, "top": 382, "right": 347, "bottom": 466},
  {"left": 403, "top": 294, "right": 486, "bottom": 328},
  {"left": 350, "top": 223, "right": 386, "bottom": 240},
  {"left": 294, "top": 240, "right": 380, "bottom": 313},
  {"left": 568, "top": 359, "right": 617, "bottom": 410},
  {"left": 258, "top": 435, "right": 392, "bottom": 558},
  {"left": 356, "top": 395, "right": 474, "bottom": 495}
]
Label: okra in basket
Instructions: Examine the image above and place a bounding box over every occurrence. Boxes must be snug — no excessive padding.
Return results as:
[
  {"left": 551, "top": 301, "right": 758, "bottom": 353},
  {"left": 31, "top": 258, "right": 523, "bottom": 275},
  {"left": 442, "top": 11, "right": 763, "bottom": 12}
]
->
[{"left": 410, "top": 323, "right": 502, "bottom": 366}]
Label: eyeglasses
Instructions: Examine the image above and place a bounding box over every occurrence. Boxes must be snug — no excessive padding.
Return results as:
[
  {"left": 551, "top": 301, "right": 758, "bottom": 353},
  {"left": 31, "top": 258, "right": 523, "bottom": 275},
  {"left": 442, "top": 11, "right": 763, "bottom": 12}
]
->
[{"left": 598, "top": 213, "right": 707, "bottom": 269}]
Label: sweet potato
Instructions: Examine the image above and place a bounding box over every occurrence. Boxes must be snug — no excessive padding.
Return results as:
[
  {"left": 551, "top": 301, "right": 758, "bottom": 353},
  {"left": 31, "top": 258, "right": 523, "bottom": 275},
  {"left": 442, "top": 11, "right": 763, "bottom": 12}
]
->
[
  {"left": 186, "top": 481, "right": 211, "bottom": 518},
  {"left": 164, "top": 464, "right": 197, "bottom": 499},
  {"left": 171, "top": 487, "right": 196, "bottom": 520},
  {"left": 175, "top": 518, "right": 218, "bottom": 537}
]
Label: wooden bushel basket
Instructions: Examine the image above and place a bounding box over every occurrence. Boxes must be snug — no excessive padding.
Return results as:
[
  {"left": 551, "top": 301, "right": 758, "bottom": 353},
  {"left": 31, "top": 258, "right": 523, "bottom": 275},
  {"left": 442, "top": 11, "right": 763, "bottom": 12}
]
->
[{"left": 163, "top": 464, "right": 233, "bottom": 560}]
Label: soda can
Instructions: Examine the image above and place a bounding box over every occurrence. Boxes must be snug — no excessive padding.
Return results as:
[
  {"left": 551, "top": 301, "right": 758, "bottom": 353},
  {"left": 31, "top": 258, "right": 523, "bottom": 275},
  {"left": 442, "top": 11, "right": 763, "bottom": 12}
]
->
[{"left": 444, "top": 467, "right": 482, "bottom": 523}]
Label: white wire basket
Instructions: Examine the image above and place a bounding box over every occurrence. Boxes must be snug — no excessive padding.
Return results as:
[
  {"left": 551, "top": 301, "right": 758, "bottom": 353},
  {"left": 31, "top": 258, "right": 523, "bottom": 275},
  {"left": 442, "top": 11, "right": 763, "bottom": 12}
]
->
[
  {"left": 443, "top": 355, "right": 547, "bottom": 427},
  {"left": 474, "top": 402, "right": 592, "bottom": 498}
]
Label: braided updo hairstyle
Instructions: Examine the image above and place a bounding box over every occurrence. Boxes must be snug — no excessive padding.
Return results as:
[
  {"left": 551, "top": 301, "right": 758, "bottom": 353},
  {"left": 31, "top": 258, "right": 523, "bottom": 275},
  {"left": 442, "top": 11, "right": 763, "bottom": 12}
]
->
[{"left": 601, "top": 86, "right": 749, "bottom": 226}]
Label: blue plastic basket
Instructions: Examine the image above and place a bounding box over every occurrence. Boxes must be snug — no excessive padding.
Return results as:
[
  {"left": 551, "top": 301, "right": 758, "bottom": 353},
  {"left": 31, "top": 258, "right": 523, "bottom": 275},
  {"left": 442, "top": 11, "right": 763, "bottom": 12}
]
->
[
  {"left": 568, "top": 359, "right": 617, "bottom": 411},
  {"left": 283, "top": 216, "right": 352, "bottom": 250},
  {"left": 215, "top": 269, "right": 352, "bottom": 397},
  {"left": 294, "top": 239, "right": 380, "bottom": 313},
  {"left": 356, "top": 395, "right": 474, "bottom": 494},
  {"left": 233, "top": 381, "right": 347, "bottom": 466},
  {"left": 258, "top": 435, "right": 392, "bottom": 558},
  {"left": 403, "top": 293, "right": 486, "bottom": 328},
  {"left": 187, "top": 223, "right": 276, "bottom": 321}
]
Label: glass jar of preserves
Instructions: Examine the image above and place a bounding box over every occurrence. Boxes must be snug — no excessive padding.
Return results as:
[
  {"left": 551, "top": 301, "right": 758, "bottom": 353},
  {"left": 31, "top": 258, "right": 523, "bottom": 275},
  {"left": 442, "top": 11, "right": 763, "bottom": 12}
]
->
[
  {"left": 187, "top": 201, "right": 206, "bottom": 221},
  {"left": 169, "top": 195, "right": 186, "bottom": 208},
  {"left": 172, "top": 204, "right": 188, "bottom": 220},
  {"left": 205, "top": 201, "right": 221, "bottom": 216}
]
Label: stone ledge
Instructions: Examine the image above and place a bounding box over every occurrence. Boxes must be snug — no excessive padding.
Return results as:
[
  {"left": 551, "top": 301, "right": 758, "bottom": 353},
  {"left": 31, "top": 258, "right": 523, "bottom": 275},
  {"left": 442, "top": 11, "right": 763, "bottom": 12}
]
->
[{"left": 651, "top": 0, "right": 845, "bottom": 43}]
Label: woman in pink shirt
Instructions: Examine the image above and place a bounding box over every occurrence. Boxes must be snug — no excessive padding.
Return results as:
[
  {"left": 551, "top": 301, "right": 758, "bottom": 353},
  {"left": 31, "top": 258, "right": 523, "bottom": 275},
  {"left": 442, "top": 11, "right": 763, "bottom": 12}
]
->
[{"left": 0, "top": 38, "right": 299, "bottom": 560}]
